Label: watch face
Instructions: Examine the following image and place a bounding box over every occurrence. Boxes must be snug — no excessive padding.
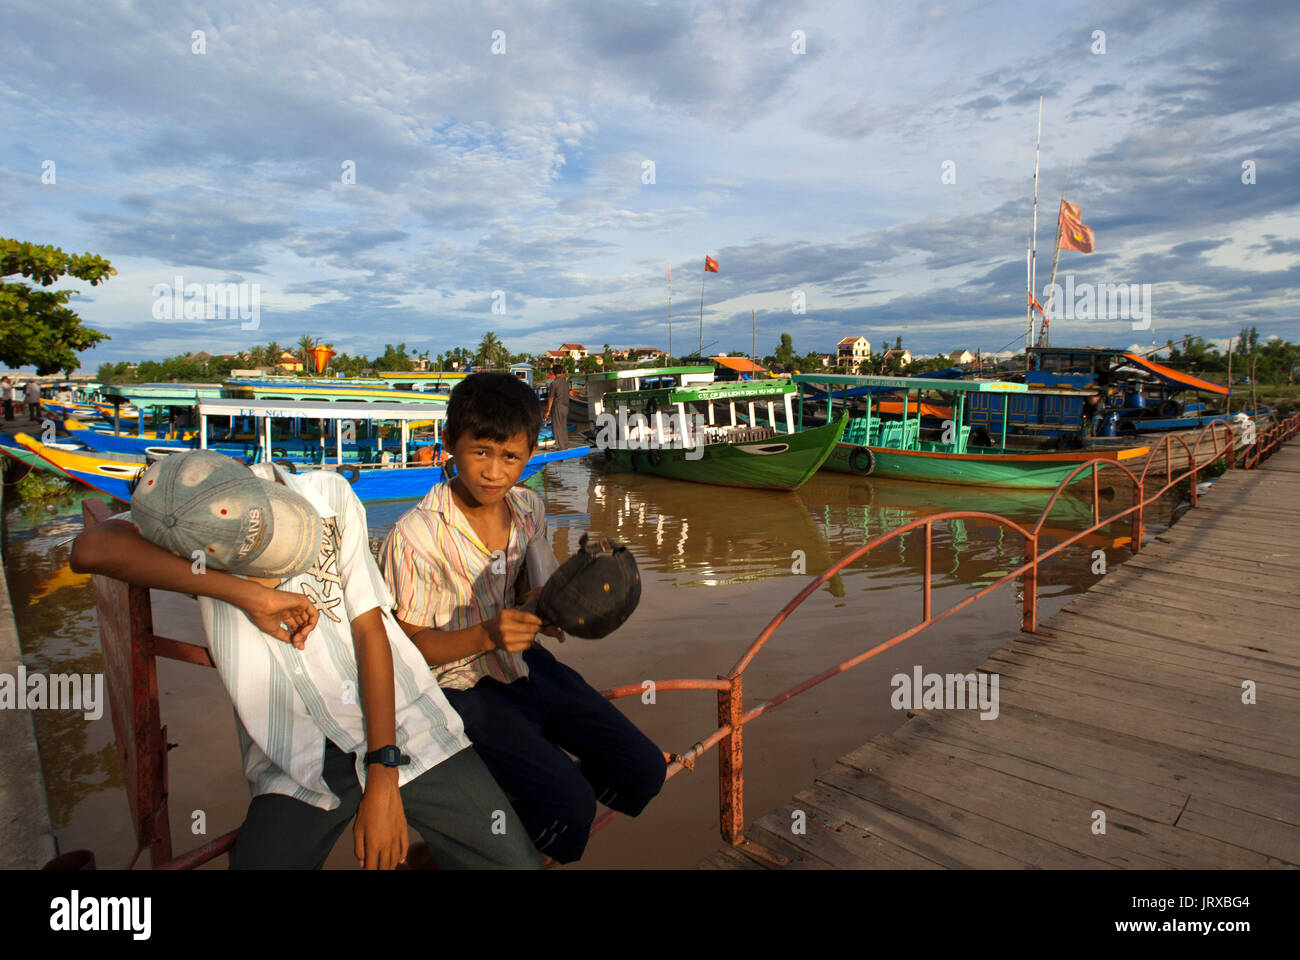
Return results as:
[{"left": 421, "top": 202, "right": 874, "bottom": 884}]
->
[{"left": 381, "top": 747, "right": 399, "bottom": 765}]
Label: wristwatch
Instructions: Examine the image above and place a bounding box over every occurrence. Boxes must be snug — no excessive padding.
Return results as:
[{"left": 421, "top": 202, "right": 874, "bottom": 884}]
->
[{"left": 363, "top": 745, "right": 411, "bottom": 768}]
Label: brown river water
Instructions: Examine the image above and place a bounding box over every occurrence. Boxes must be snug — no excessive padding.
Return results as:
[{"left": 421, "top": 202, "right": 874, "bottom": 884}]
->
[{"left": 3, "top": 454, "right": 1185, "bottom": 869}]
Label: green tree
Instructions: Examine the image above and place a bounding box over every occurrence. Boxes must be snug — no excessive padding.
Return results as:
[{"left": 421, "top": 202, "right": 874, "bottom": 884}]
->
[
  {"left": 773, "top": 332, "right": 796, "bottom": 372},
  {"left": 578, "top": 355, "right": 601, "bottom": 373},
  {"left": 376, "top": 342, "right": 413, "bottom": 371},
  {"left": 297, "top": 334, "right": 317, "bottom": 372},
  {"left": 264, "top": 341, "right": 283, "bottom": 370},
  {"left": 1, "top": 238, "right": 113, "bottom": 374},
  {"left": 475, "top": 331, "right": 508, "bottom": 369}
]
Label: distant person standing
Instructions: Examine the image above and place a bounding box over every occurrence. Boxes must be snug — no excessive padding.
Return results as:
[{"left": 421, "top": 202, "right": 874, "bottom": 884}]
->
[
  {"left": 2, "top": 377, "right": 13, "bottom": 421},
  {"left": 544, "top": 364, "right": 570, "bottom": 450},
  {"left": 24, "top": 379, "right": 40, "bottom": 421}
]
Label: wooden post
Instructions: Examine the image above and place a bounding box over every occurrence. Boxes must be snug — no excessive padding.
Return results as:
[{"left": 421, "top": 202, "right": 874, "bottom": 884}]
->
[
  {"left": 718, "top": 675, "right": 744, "bottom": 845},
  {"left": 1022, "top": 536, "right": 1038, "bottom": 632}
]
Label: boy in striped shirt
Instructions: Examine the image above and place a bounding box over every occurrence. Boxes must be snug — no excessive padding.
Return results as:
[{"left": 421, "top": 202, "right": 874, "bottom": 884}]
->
[{"left": 380, "top": 372, "right": 666, "bottom": 863}]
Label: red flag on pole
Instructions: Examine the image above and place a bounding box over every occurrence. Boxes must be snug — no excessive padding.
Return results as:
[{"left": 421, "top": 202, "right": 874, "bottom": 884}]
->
[
  {"left": 1057, "top": 199, "right": 1095, "bottom": 253},
  {"left": 704, "top": 255, "right": 719, "bottom": 273}
]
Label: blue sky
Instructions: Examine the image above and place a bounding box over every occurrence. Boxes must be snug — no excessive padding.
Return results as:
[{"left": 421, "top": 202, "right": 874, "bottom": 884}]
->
[{"left": 2, "top": 0, "right": 1298, "bottom": 370}]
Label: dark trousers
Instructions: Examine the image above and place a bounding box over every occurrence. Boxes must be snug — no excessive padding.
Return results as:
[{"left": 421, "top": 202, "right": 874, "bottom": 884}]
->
[
  {"left": 2, "top": 400, "right": 11, "bottom": 421},
  {"left": 27, "top": 402, "right": 38, "bottom": 420},
  {"left": 228, "top": 742, "right": 541, "bottom": 869},
  {"left": 552, "top": 405, "right": 569, "bottom": 449},
  {"left": 443, "top": 646, "right": 666, "bottom": 864}
]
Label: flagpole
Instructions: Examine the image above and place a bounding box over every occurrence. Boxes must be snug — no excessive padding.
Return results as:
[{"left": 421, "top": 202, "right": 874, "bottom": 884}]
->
[
  {"left": 1041, "top": 161, "right": 1073, "bottom": 348},
  {"left": 1025, "top": 226, "right": 1033, "bottom": 373},
  {"left": 752, "top": 308, "right": 756, "bottom": 362},
  {"left": 699, "top": 260, "right": 706, "bottom": 356},
  {"left": 1028, "top": 95, "right": 1043, "bottom": 357},
  {"left": 667, "top": 262, "right": 673, "bottom": 361}
]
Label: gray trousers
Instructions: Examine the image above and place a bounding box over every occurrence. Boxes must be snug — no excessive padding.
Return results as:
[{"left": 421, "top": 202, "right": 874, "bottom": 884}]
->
[
  {"left": 229, "top": 742, "right": 541, "bottom": 869},
  {"left": 552, "top": 405, "right": 569, "bottom": 450}
]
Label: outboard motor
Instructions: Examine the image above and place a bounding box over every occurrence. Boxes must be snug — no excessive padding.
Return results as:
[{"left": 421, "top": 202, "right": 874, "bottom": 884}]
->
[
  {"left": 1097, "top": 410, "right": 1120, "bottom": 438},
  {"left": 1124, "top": 384, "right": 1146, "bottom": 410}
]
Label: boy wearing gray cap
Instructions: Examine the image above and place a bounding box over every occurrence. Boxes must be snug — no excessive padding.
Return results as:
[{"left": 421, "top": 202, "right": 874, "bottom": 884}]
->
[{"left": 71, "top": 450, "right": 539, "bottom": 870}]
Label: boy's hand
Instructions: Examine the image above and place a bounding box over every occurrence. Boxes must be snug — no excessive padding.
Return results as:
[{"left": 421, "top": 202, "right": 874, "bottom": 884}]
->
[
  {"left": 245, "top": 586, "right": 319, "bottom": 649},
  {"left": 485, "top": 608, "right": 543, "bottom": 653},
  {"left": 355, "top": 768, "right": 408, "bottom": 870}
]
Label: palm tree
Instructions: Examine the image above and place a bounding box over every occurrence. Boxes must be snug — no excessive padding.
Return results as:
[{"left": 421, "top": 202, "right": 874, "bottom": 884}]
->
[
  {"left": 476, "top": 331, "right": 507, "bottom": 369},
  {"left": 265, "top": 341, "right": 283, "bottom": 372},
  {"left": 297, "top": 334, "right": 317, "bottom": 370}
]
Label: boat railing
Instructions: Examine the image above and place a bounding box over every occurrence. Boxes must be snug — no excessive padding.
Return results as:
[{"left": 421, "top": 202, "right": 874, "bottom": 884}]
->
[{"left": 66, "top": 413, "right": 1300, "bottom": 869}]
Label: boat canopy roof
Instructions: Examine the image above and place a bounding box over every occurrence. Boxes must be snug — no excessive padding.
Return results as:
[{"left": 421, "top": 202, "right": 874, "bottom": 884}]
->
[
  {"left": 711, "top": 356, "right": 772, "bottom": 374},
  {"left": 226, "top": 379, "right": 448, "bottom": 402},
  {"left": 792, "top": 373, "right": 1028, "bottom": 393},
  {"left": 583, "top": 364, "right": 714, "bottom": 382},
  {"left": 102, "top": 383, "right": 225, "bottom": 407},
  {"left": 1120, "top": 352, "right": 1230, "bottom": 396},
  {"left": 606, "top": 378, "right": 796, "bottom": 406},
  {"left": 198, "top": 398, "right": 445, "bottom": 421}
]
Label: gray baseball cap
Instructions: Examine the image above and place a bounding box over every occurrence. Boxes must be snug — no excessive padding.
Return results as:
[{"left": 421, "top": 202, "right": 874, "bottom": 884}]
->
[{"left": 130, "top": 450, "right": 323, "bottom": 579}]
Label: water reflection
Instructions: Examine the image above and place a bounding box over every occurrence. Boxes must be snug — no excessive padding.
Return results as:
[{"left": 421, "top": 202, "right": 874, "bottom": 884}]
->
[{"left": 5, "top": 456, "right": 1180, "bottom": 861}]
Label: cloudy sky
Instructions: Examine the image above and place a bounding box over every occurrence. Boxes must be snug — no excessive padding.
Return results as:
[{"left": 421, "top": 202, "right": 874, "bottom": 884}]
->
[{"left": 2, "top": 0, "right": 1298, "bottom": 370}]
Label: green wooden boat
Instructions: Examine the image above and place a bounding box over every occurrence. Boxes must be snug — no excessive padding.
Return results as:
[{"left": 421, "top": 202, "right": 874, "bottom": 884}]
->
[
  {"left": 569, "top": 364, "right": 716, "bottom": 424},
  {"left": 794, "top": 374, "right": 1150, "bottom": 489},
  {"left": 600, "top": 379, "right": 847, "bottom": 489}
]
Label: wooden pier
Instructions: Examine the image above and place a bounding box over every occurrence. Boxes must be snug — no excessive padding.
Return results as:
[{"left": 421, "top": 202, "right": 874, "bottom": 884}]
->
[{"left": 701, "top": 444, "right": 1300, "bottom": 869}]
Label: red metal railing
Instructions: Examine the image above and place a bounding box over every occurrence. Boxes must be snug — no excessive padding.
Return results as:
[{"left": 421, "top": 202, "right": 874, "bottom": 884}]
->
[{"left": 588, "top": 413, "right": 1300, "bottom": 852}]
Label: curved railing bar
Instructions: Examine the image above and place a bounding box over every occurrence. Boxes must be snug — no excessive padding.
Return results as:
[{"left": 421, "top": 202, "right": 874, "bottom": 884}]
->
[{"left": 727, "top": 510, "right": 1034, "bottom": 679}]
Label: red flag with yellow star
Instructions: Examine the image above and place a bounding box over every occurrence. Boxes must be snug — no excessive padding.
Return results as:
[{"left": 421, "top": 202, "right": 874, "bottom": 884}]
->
[
  {"left": 704, "top": 255, "right": 719, "bottom": 273},
  {"left": 1057, "top": 199, "right": 1095, "bottom": 253}
]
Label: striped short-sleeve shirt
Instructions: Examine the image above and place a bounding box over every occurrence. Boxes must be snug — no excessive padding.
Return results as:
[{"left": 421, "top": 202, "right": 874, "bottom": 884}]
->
[
  {"left": 378, "top": 480, "right": 549, "bottom": 691},
  {"left": 117, "top": 463, "right": 471, "bottom": 811}
]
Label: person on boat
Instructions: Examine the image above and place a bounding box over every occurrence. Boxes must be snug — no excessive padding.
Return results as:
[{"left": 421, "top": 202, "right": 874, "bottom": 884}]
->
[
  {"left": 543, "top": 363, "right": 570, "bottom": 450},
  {"left": 24, "top": 378, "right": 40, "bottom": 420},
  {"left": 69, "top": 450, "right": 540, "bottom": 871},
  {"left": 379, "top": 372, "right": 666, "bottom": 864},
  {"left": 1, "top": 377, "right": 13, "bottom": 421},
  {"left": 416, "top": 443, "right": 435, "bottom": 466}
]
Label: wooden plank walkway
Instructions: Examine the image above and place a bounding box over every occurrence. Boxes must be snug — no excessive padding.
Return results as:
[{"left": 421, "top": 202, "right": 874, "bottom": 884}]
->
[{"left": 701, "top": 443, "right": 1300, "bottom": 869}]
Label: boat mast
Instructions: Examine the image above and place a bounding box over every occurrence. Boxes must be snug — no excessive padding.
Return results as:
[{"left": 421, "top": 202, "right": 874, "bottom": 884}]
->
[
  {"left": 1027, "top": 96, "right": 1043, "bottom": 367},
  {"left": 1041, "top": 162, "right": 1073, "bottom": 349},
  {"left": 1025, "top": 226, "right": 1033, "bottom": 373}
]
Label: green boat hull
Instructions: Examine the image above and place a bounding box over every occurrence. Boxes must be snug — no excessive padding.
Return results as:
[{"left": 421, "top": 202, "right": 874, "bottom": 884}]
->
[
  {"left": 0, "top": 443, "right": 67, "bottom": 477},
  {"left": 823, "top": 441, "right": 1141, "bottom": 489},
  {"left": 607, "top": 415, "right": 847, "bottom": 489}
]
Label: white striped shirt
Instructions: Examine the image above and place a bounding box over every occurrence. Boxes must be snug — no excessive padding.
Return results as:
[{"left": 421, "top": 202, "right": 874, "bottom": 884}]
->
[{"left": 119, "top": 463, "right": 470, "bottom": 810}]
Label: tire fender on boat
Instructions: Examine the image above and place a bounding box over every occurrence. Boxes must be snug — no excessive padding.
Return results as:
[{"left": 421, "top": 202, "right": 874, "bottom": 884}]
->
[
  {"left": 341, "top": 465, "right": 361, "bottom": 484},
  {"left": 273, "top": 459, "right": 298, "bottom": 474},
  {"left": 848, "top": 446, "right": 876, "bottom": 476},
  {"left": 648, "top": 449, "right": 663, "bottom": 466}
]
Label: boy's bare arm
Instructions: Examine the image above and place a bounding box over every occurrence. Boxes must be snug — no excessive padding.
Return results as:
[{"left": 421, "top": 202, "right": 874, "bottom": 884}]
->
[
  {"left": 349, "top": 606, "right": 406, "bottom": 870},
  {"left": 70, "top": 519, "right": 318, "bottom": 646}
]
